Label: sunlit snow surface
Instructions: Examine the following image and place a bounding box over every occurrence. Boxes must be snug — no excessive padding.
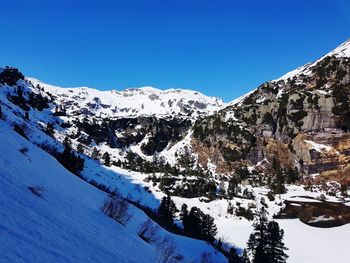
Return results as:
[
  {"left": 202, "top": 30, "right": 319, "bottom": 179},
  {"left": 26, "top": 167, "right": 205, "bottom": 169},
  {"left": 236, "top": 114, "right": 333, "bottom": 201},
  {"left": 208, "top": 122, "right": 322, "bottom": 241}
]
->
[
  {"left": 0, "top": 122, "right": 226, "bottom": 263},
  {"left": 82, "top": 160, "right": 350, "bottom": 263},
  {"left": 276, "top": 39, "right": 350, "bottom": 81},
  {"left": 28, "top": 78, "right": 225, "bottom": 118}
]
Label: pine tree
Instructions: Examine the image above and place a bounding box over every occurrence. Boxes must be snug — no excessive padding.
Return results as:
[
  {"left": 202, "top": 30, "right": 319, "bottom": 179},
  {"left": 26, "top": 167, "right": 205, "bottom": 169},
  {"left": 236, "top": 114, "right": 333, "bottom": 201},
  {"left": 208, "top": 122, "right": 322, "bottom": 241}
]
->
[
  {"left": 63, "top": 136, "right": 71, "bottom": 148},
  {"left": 57, "top": 136, "right": 84, "bottom": 176},
  {"left": 228, "top": 246, "right": 242, "bottom": 263},
  {"left": 272, "top": 172, "right": 286, "bottom": 194},
  {"left": 254, "top": 243, "right": 269, "bottom": 263},
  {"left": 77, "top": 143, "right": 84, "bottom": 154},
  {"left": 227, "top": 177, "right": 239, "bottom": 198},
  {"left": 92, "top": 147, "right": 101, "bottom": 160},
  {"left": 286, "top": 166, "right": 299, "bottom": 184},
  {"left": 186, "top": 206, "right": 202, "bottom": 238},
  {"left": 17, "top": 86, "right": 23, "bottom": 98},
  {"left": 227, "top": 202, "right": 234, "bottom": 214},
  {"left": 158, "top": 195, "right": 177, "bottom": 225},
  {"left": 241, "top": 249, "right": 251, "bottom": 263},
  {"left": 180, "top": 203, "right": 189, "bottom": 229},
  {"left": 103, "top": 152, "right": 111, "bottom": 166},
  {"left": 247, "top": 208, "right": 288, "bottom": 263},
  {"left": 271, "top": 157, "right": 286, "bottom": 194},
  {"left": 219, "top": 180, "right": 226, "bottom": 196},
  {"left": 46, "top": 122, "right": 54, "bottom": 137},
  {"left": 247, "top": 208, "right": 269, "bottom": 263},
  {"left": 266, "top": 221, "right": 288, "bottom": 263},
  {"left": 184, "top": 206, "right": 218, "bottom": 242},
  {"left": 201, "top": 213, "right": 217, "bottom": 242}
]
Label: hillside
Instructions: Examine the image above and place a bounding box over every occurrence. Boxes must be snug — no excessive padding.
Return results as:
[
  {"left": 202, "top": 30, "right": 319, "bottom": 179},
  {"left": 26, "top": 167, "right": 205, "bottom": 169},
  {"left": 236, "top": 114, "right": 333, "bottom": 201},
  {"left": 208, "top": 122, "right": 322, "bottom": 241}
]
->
[
  {"left": 28, "top": 77, "right": 225, "bottom": 118},
  {"left": 0, "top": 120, "right": 226, "bottom": 262},
  {"left": 1, "top": 39, "right": 350, "bottom": 263},
  {"left": 192, "top": 39, "right": 350, "bottom": 183}
]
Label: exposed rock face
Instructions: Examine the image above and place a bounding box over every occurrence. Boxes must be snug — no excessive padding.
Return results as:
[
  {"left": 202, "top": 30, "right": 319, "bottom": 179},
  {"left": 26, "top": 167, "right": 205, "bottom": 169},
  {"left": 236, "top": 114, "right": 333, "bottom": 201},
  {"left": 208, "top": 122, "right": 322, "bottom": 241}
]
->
[
  {"left": 2, "top": 40, "right": 350, "bottom": 186},
  {"left": 75, "top": 116, "right": 192, "bottom": 155},
  {"left": 276, "top": 198, "right": 350, "bottom": 228},
  {"left": 190, "top": 40, "right": 350, "bottom": 182},
  {"left": 192, "top": 113, "right": 256, "bottom": 173}
]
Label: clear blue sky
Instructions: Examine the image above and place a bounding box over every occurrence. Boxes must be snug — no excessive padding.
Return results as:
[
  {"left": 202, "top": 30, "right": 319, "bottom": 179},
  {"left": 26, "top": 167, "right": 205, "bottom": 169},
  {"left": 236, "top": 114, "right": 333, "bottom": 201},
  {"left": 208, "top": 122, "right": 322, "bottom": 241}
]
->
[{"left": 1, "top": 0, "right": 350, "bottom": 102}]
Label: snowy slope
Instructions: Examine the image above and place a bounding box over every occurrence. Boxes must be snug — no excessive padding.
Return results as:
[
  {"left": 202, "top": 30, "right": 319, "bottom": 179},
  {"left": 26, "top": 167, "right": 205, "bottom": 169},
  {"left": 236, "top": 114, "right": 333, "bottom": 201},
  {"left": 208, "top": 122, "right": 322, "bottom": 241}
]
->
[
  {"left": 92, "top": 166, "right": 350, "bottom": 262},
  {"left": 0, "top": 121, "right": 227, "bottom": 263},
  {"left": 323, "top": 38, "right": 350, "bottom": 58},
  {"left": 276, "top": 38, "right": 350, "bottom": 81},
  {"left": 28, "top": 78, "right": 225, "bottom": 118},
  {"left": 279, "top": 219, "right": 350, "bottom": 263},
  {"left": 2, "top": 36, "right": 350, "bottom": 263},
  {"left": 80, "top": 156, "right": 350, "bottom": 262}
]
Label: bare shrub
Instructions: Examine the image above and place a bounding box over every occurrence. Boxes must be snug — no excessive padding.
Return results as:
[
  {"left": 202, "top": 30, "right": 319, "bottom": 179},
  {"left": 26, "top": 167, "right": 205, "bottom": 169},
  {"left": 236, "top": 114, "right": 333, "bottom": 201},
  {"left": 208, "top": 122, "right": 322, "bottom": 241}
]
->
[
  {"left": 100, "top": 194, "right": 132, "bottom": 226},
  {"left": 138, "top": 219, "right": 161, "bottom": 243},
  {"left": 156, "top": 235, "right": 178, "bottom": 263},
  {"left": 19, "top": 147, "right": 29, "bottom": 155},
  {"left": 199, "top": 252, "right": 213, "bottom": 263},
  {"left": 138, "top": 220, "right": 181, "bottom": 262},
  {"left": 28, "top": 186, "right": 44, "bottom": 197},
  {"left": 14, "top": 123, "right": 27, "bottom": 139}
]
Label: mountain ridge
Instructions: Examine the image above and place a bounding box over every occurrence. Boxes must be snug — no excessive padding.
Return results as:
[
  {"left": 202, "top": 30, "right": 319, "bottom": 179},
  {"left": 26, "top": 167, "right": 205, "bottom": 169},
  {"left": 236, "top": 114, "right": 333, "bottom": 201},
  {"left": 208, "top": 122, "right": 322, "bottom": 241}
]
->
[
  {"left": 27, "top": 77, "right": 225, "bottom": 118},
  {"left": 1, "top": 38, "right": 350, "bottom": 263}
]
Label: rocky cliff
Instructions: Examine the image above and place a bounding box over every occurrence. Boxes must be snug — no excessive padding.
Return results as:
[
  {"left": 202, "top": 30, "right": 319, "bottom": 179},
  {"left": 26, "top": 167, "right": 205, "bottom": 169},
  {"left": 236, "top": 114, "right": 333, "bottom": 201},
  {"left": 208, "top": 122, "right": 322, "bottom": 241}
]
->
[{"left": 192, "top": 39, "right": 350, "bottom": 184}]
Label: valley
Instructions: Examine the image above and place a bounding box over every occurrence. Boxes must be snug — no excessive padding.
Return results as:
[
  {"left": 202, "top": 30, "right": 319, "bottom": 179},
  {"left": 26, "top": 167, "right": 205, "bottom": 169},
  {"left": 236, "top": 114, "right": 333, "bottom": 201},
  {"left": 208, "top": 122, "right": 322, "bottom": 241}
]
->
[{"left": 1, "top": 39, "right": 350, "bottom": 262}]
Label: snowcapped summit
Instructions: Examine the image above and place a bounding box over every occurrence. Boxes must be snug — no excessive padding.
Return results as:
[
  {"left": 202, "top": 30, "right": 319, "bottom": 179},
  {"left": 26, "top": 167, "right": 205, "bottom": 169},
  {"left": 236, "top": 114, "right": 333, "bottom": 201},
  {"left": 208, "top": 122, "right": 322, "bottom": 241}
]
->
[
  {"left": 276, "top": 38, "right": 350, "bottom": 81},
  {"left": 324, "top": 38, "right": 350, "bottom": 58},
  {"left": 27, "top": 77, "right": 225, "bottom": 118}
]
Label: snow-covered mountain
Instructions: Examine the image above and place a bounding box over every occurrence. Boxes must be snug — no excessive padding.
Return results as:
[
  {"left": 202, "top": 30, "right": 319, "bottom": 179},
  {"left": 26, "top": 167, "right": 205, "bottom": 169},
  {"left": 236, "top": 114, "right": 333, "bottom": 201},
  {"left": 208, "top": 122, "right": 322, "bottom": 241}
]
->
[
  {"left": 198, "top": 38, "right": 350, "bottom": 180},
  {"left": 0, "top": 120, "right": 227, "bottom": 263},
  {"left": 1, "top": 38, "right": 350, "bottom": 263},
  {"left": 276, "top": 38, "right": 350, "bottom": 81},
  {"left": 28, "top": 78, "right": 225, "bottom": 118}
]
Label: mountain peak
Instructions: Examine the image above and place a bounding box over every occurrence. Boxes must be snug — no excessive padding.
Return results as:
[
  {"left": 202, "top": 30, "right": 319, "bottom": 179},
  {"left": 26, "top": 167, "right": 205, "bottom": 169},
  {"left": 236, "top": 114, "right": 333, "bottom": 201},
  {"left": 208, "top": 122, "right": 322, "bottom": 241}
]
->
[
  {"left": 27, "top": 77, "right": 225, "bottom": 117},
  {"left": 275, "top": 38, "right": 350, "bottom": 82},
  {"left": 325, "top": 38, "right": 350, "bottom": 58},
  {"left": 123, "top": 86, "right": 162, "bottom": 94}
]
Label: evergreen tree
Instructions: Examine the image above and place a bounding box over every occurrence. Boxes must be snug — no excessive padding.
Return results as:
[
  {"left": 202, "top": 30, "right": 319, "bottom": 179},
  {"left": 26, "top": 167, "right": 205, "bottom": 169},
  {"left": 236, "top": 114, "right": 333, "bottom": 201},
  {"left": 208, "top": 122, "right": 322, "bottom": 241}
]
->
[
  {"left": 63, "top": 136, "right": 71, "bottom": 148},
  {"left": 186, "top": 206, "right": 202, "bottom": 238},
  {"left": 158, "top": 195, "right": 177, "bottom": 225},
  {"left": 77, "top": 143, "right": 84, "bottom": 154},
  {"left": 241, "top": 249, "right": 251, "bottom": 263},
  {"left": 228, "top": 246, "right": 242, "bottom": 263},
  {"left": 126, "top": 151, "right": 135, "bottom": 163},
  {"left": 46, "top": 122, "right": 54, "bottom": 137},
  {"left": 219, "top": 180, "right": 226, "bottom": 196},
  {"left": 180, "top": 203, "right": 189, "bottom": 229},
  {"left": 227, "top": 202, "right": 234, "bottom": 214},
  {"left": 57, "top": 136, "right": 84, "bottom": 176},
  {"left": 271, "top": 172, "right": 286, "bottom": 194},
  {"left": 285, "top": 166, "right": 299, "bottom": 184},
  {"left": 17, "top": 86, "right": 23, "bottom": 98},
  {"left": 201, "top": 214, "right": 217, "bottom": 242},
  {"left": 184, "top": 206, "right": 218, "bottom": 242},
  {"left": 227, "top": 177, "right": 239, "bottom": 198},
  {"left": 92, "top": 147, "right": 101, "bottom": 160},
  {"left": 247, "top": 208, "right": 269, "bottom": 263},
  {"left": 247, "top": 208, "right": 288, "bottom": 263},
  {"left": 103, "top": 152, "right": 111, "bottom": 166},
  {"left": 266, "top": 221, "right": 288, "bottom": 263},
  {"left": 270, "top": 157, "right": 286, "bottom": 194}
]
